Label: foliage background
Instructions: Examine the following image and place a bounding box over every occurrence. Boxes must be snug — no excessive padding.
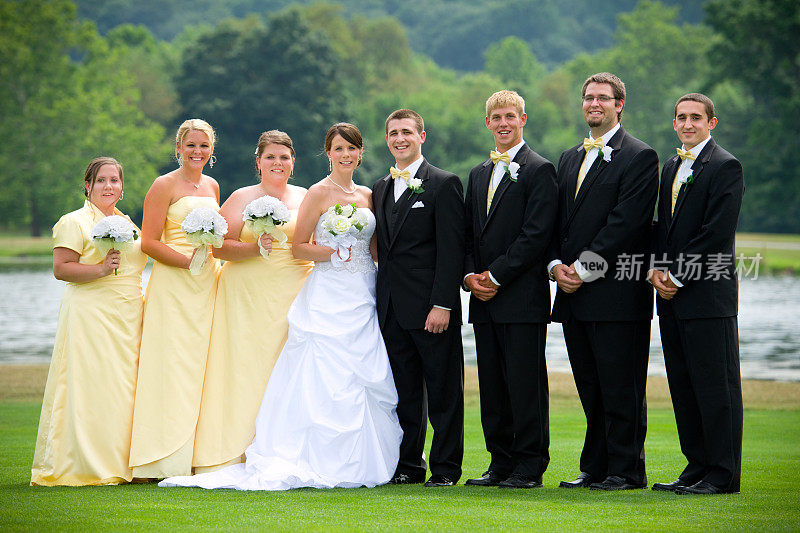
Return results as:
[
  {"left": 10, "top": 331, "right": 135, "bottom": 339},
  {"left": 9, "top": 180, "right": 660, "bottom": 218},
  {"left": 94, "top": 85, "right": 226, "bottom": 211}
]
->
[{"left": 1, "top": 0, "right": 797, "bottom": 235}]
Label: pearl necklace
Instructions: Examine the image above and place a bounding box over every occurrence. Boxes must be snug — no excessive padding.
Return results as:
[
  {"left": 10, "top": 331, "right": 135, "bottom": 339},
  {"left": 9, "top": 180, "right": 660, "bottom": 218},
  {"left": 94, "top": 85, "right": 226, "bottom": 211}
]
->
[{"left": 326, "top": 176, "right": 356, "bottom": 194}]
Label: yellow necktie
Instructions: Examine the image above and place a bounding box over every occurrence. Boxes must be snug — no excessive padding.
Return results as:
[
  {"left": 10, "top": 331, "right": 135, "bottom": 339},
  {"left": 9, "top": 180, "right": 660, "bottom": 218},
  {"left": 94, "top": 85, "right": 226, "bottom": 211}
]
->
[
  {"left": 575, "top": 138, "right": 604, "bottom": 198},
  {"left": 489, "top": 150, "right": 511, "bottom": 165},
  {"left": 676, "top": 147, "right": 696, "bottom": 161},
  {"left": 671, "top": 148, "right": 695, "bottom": 215},
  {"left": 390, "top": 166, "right": 410, "bottom": 182}
]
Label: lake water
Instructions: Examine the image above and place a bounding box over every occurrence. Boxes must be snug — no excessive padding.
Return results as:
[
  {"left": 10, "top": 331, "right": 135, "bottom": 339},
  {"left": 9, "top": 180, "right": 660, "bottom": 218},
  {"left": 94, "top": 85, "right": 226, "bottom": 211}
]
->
[{"left": 1, "top": 266, "right": 798, "bottom": 381}]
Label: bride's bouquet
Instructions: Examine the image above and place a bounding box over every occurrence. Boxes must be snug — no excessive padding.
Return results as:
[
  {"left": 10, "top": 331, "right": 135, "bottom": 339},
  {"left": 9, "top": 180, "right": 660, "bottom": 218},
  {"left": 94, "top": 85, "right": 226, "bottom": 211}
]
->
[
  {"left": 181, "top": 206, "right": 228, "bottom": 275},
  {"left": 322, "top": 203, "right": 368, "bottom": 267},
  {"left": 242, "top": 195, "right": 291, "bottom": 259},
  {"left": 91, "top": 215, "right": 139, "bottom": 275}
]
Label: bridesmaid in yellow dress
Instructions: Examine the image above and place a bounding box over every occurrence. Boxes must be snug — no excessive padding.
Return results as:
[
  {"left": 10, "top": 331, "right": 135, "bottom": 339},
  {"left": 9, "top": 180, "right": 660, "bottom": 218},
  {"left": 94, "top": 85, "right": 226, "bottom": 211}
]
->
[
  {"left": 193, "top": 130, "right": 313, "bottom": 473},
  {"left": 31, "top": 157, "right": 146, "bottom": 486},
  {"left": 129, "top": 119, "right": 222, "bottom": 478}
]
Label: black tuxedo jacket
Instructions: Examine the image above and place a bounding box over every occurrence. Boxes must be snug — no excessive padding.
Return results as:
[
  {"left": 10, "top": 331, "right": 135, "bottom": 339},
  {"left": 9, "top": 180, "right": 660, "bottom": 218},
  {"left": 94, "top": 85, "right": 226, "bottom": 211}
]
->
[
  {"left": 654, "top": 138, "right": 744, "bottom": 319},
  {"left": 373, "top": 159, "right": 465, "bottom": 330},
  {"left": 464, "top": 143, "right": 558, "bottom": 324},
  {"left": 550, "top": 126, "right": 658, "bottom": 323}
]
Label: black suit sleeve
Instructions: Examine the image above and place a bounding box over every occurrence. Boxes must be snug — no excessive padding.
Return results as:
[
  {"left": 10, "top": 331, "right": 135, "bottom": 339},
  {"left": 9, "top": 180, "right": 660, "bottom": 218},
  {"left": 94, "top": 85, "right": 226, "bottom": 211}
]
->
[
  {"left": 583, "top": 148, "right": 658, "bottom": 266},
  {"left": 672, "top": 159, "right": 744, "bottom": 287},
  {"left": 489, "top": 162, "right": 558, "bottom": 286},
  {"left": 547, "top": 151, "right": 568, "bottom": 265},
  {"left": 431, "top": 174, "right": 465, "bottom": 309},
  {"left": 463, "top": 169, "right": 477, "bottom": 277}
]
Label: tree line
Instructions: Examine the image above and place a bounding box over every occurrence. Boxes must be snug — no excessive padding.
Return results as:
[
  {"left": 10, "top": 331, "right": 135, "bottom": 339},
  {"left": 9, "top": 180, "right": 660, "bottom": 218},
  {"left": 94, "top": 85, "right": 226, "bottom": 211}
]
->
[{"left": 1, "top": 0, "right": 797, "bottom": 236}]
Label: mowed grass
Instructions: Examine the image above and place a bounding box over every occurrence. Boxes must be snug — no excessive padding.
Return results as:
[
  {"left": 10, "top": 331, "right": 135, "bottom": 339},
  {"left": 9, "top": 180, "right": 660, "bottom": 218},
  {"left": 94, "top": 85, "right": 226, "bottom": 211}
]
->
[{"left": 1, "top": 367, "right": 799, "bottom": 531}]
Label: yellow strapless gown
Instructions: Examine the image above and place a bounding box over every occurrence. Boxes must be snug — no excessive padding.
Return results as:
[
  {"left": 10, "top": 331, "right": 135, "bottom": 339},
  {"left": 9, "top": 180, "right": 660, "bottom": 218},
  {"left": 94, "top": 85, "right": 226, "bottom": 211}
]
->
[
  {"left": 129, "top": 196, "right": 221, "bottom": 478},
  {"left": 31, "top": 201, "right": 146, "bottom": 486},
  {"left": 193, "top": 210, "right": 313, "bottom": 471}
]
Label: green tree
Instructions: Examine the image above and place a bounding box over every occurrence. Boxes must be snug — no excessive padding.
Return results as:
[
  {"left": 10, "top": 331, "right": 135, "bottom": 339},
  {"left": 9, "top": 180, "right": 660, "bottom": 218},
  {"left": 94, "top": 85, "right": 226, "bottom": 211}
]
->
[
  {"left": 175, "top": 10, "right": 347, "bottom": 195},
  {"left": 0, "top": 0, "right": 168, "bottom": 235},
  {"left": 484, "top": 36, "right": 546, "bottom": 92},
  {"left": 705, "top": 0, "right": 800, "bottom": 232}
]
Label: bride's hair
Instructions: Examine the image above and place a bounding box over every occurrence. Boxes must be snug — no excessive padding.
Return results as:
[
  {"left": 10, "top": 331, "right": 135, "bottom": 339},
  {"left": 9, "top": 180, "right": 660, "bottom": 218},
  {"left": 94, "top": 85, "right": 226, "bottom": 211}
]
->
[{"left": 324, "top": 123, "right": 363, "bottom": 168}]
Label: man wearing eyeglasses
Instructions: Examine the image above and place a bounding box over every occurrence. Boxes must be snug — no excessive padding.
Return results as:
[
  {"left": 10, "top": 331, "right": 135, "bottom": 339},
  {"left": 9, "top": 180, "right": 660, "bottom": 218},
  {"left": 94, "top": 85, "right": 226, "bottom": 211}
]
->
[{"left": 548, "top": 72, "right": 658, "bottom": 491}]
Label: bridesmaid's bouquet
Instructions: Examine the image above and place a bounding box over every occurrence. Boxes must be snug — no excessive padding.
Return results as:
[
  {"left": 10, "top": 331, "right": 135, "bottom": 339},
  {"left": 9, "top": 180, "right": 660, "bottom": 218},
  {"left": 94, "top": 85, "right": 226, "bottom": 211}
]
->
[
  {"left": 91, "top": 215, "right": 139, "bottom": 275},
  {"left": 181, "top": 206, "right": 228, "bottom": 275},
  {"left": 242, "top": 195, "right": 291, "bottom": 259},
  {"left": 322, "top": 203, "right": 368, "bottom": 266}
]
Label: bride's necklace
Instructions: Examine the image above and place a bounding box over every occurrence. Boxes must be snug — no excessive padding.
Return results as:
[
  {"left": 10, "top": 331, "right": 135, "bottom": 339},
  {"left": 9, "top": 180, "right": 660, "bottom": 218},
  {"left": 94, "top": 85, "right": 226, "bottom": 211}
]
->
[
  {"left": 326, "top": 175, "right": 356, "bottom": 194},
  {"left": 180, "top": 171, "right": 200, "bottom": 190}
]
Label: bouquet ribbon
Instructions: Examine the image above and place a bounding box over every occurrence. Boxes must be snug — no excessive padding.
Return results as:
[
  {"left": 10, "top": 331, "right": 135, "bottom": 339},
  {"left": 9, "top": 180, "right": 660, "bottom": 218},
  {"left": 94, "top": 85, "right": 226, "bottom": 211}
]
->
[
  {"left": 248, "top": 218, "right": 288, "bottom": 260},
  {"left": 329, "top": 234, "right": 357, "bottom": 268},
  {"left": 94, "top": 238, "right": 131, "bottom": 275},
  {"left": 186, "top": 231, "right": 224, "bottom": 275}
]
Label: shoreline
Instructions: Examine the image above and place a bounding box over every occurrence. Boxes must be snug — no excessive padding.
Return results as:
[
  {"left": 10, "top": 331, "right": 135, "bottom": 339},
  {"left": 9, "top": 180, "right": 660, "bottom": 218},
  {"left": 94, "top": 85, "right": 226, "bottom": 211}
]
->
[{"left": 5, "top": 363, "right": 799, "bottom": 410}]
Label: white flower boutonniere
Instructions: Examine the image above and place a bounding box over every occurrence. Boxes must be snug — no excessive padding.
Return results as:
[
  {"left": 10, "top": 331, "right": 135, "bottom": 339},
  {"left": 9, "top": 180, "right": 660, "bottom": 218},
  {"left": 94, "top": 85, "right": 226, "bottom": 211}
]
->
[
  {"left": 407, "top": 177, "right": 424, "bottom": 194},
  {"left": 505, "top": 162, "right": 520, "bottom": 182},
  {"left": 678, "top": 171, "right": 694, "bottom": 186},
  {"left": 599, "top": 146, "right": 613, "bottom": 163}
]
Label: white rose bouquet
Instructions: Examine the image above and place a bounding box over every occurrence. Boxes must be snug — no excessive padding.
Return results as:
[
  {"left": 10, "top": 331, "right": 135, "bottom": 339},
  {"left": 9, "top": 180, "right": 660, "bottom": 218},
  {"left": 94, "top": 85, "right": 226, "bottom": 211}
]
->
[
  {"left": 242, "top": 195, "right": 291, "bottom": 259},
  {"left": 181, "top": 206, "right": 228, "bottom": 275},
  {"left": 91, "top": 215, "right": 139, "bottom": 275},
  {"left": 322, "top": 203, "right": 367, "bottom": 266}
]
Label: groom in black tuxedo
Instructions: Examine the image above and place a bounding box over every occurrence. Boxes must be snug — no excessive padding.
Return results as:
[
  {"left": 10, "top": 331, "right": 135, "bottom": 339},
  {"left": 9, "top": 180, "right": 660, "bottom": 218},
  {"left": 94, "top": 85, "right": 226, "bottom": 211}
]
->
[
  {"left": 372, "top": 109, "right": 465, "bottom": 487},
  {"left": 649, "top": 93, "right": 744, "bottom": 495},
  {"left": 463, "top": 90, "right": 558, "bottom": 488},
  {"left": 549, "top": 73, "right": 658, "bottom": 491}
]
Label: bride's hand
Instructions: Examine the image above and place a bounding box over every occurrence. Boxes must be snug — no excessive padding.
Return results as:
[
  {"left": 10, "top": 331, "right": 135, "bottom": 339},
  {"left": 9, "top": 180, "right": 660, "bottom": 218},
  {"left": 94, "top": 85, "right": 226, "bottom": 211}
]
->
[{"left": 337, "top": 246, "right": 353, "bottom": 262}]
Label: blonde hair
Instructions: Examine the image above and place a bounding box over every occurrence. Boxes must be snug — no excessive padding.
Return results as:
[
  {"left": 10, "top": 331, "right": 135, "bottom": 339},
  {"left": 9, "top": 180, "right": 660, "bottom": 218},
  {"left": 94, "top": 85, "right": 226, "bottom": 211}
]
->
[
  {"left": 175, "top": 118, "right": 216, "bottom": 165},
  {"left": 485, "top": 90, "right": 525, "bottom": 117}
]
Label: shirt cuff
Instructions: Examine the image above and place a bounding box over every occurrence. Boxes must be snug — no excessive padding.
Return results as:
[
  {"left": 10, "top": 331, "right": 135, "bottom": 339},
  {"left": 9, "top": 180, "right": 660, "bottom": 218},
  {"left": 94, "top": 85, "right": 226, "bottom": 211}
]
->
[
  {"left": 668, "top": 271, "right": 684, "bottom": 288},
  {"left": 574, "top": 259, "right": 592, "bottom": 281},
  {"left": 433, "top": 305, "right": 451, "bottom": 311},
  {"left": 547, "top": 259, "right": 562, "bottom": 280},
  {"left": 487, "top": 271, "right": 500, "bottom": 286}
]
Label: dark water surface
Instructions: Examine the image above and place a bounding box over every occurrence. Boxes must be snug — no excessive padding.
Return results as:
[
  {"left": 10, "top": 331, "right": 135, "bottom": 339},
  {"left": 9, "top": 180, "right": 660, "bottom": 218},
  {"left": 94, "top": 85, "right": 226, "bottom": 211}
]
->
[{"left": 1, "top": 267, "right": 798, "bottom": 381}]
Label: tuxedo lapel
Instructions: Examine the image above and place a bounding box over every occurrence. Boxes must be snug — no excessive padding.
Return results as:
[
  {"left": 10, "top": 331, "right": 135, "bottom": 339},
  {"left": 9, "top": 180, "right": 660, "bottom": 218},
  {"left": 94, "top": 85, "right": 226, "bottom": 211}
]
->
[
  {"left": 374, "top": 175, "right": 392, "bottom": 246},
  {"left": 567, "top": 127, "right": 626, "bottom": 229},
  {"left": 671, "top": 139, "right": 715, "bottom": 228},
  {"left": 485, "top": 146, "right": 529, "bottom": 228},
  {"left": 388, "top": 161, "right": 428, "bottom": 250},
  {"left": 475, "top": 159, "right": 492, "bottom": 228}
]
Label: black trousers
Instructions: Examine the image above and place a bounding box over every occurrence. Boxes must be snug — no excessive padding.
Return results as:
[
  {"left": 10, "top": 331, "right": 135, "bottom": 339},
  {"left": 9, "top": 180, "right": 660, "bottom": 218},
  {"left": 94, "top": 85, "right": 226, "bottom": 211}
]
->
[
  {"left": 381, "top": 302, "right": 464, "bottom": 480},
  {"left": 562, "top": 318, "right": 649, "bottom": 484},
  {"left": 472, "top": 321, "right": 549, "bottom": 477},
  {"left": 659, "top": 312, "right": 742, "bottom": 492}
]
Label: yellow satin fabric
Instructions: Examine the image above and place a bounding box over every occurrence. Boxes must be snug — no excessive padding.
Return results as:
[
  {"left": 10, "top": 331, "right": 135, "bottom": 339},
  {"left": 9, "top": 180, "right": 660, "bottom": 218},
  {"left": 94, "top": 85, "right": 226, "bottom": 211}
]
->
[
  {"left": 193, "top": 211, "right": 313, "bottom": 471},
  {"left": 130, "top": 196, "right": 221, "bottom": 478},
  {"left": 390, "top": 166, "right": 410, "bottom": 181},
  {"left": 31, "top": 201, "right": 146, "bottom": 486}
]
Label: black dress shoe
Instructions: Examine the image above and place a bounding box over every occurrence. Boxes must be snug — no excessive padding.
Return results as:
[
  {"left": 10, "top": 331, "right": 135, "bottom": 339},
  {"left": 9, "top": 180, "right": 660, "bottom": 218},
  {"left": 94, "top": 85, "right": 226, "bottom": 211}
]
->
[
  {"left": 497, "top": 473, "right": 543, "bottom": 489},
  {"left": 559, "top": 472, "right": 595, "bottom": 488},
  {"left": 589, "top": 475, "right": 647, "bottom": 491},
  {"left": 676, "top": 480, "right": 737, "bottom": 495},
  {"left": 424, "top": 474, "right": 456, "bottom": 487},
  {"left": 465, "top": 470, "right": 508, "bottom": 487},
  {"left": 389, "top": 472, "right": 425, "bottom": 485},
  {"left": 652, "top": 479, "right": 691, "bottom": 492}
]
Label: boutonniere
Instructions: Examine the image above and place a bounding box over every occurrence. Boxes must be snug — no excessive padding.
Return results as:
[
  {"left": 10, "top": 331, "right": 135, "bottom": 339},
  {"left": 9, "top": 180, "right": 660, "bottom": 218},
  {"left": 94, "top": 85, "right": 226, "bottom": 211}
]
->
[
  {"left": 504, "top": 162, "right": 520, "bottom": 182},
  {"left": 407, "top": 177, "right": 424, "bottom": 194},
  {"left": 599, "top": 146, "right": 613, "bottom": 163},
  {"left": 678, "top": 172, "right": 694, "bottom": 186}
]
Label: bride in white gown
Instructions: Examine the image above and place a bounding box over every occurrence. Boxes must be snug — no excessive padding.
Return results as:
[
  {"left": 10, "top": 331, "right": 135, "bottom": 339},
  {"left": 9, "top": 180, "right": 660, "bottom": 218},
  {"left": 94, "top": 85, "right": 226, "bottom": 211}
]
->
[{"left": 160, "top": 123, "right": 402, "bottom": 491}]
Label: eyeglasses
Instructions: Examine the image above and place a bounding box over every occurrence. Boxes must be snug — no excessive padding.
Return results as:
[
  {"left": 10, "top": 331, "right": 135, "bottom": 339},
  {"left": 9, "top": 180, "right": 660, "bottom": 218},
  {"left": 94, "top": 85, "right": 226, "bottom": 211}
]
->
[{"left": 582, "top": 95, "right": 617, "bottom": 103}]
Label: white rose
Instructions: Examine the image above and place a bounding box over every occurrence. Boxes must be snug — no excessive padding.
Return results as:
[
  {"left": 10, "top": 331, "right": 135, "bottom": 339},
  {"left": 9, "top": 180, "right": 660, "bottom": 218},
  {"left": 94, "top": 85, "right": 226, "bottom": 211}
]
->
[
  {"left": 330, "top": 214, "right": 352, "bottom": 235},
  {"left": 408, "top": 177, "right": 422, "bottom": 189},
  {"left": 340, "top": 203, "right": 355, "bottom": 217},
  {"left": 508, "top": 162, "right": 520, "bottom": 180}
]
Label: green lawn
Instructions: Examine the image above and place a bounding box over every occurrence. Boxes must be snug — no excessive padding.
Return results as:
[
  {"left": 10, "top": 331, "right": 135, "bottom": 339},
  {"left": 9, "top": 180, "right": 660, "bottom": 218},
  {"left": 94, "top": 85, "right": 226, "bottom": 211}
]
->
[{"left": 2, "top": 400, "right": 798, "bottom": 531}]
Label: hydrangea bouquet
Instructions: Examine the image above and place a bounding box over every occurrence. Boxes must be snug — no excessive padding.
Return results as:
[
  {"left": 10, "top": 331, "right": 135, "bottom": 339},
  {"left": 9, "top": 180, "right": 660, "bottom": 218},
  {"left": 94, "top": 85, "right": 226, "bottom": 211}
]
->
[
  {"left": 181, "top": 206, "right": 228, "bottom": 275},
  {"left": 91, "top": 215, "right": 139, "bottom": 275},
  {"left": 322, "top": 203, "right": 368, "bottom": 267},
  {"left": 242, "top": 195, "right": 291, "bottom": 259}
]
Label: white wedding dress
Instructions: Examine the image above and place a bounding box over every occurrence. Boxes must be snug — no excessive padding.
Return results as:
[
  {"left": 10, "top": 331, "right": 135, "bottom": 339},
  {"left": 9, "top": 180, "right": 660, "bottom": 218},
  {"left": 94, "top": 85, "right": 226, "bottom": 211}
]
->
[{"left": 159, "top": 208, "right": 402, "bottom": 490}]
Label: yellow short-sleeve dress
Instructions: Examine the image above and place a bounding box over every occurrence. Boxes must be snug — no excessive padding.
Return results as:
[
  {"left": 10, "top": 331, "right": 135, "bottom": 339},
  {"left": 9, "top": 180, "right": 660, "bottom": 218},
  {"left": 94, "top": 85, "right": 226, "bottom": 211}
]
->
[
  {"left": 129, "top": 196, "right": 221, "bottom": 478},
  {"left": 31, "top": 200, "right": 146, "bottom": 486},
  {"left": 193, "top": 210, "right": 313, "bottom": 472}
]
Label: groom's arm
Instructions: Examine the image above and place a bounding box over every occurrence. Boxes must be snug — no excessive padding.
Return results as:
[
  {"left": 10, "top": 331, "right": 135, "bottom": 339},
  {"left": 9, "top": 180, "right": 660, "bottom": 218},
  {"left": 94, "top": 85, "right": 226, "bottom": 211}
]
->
[{"left": 430, "top": 173, "right": 465, "bottom": 311}]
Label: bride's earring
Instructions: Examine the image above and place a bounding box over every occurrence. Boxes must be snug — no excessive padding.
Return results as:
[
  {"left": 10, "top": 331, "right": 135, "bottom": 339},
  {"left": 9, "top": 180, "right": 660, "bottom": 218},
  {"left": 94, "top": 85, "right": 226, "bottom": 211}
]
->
[{"left": 328, "top": 158, "right": 332, "bottom": 172}]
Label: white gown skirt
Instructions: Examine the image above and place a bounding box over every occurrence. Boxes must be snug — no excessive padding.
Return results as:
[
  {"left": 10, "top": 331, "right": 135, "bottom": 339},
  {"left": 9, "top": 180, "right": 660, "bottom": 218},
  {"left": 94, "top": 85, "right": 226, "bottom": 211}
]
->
[{"left": 160, "top": 264, "right": 402, "bottom": 490}]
